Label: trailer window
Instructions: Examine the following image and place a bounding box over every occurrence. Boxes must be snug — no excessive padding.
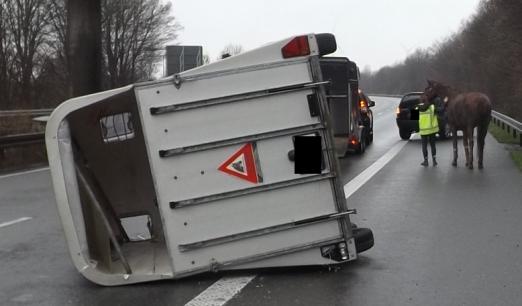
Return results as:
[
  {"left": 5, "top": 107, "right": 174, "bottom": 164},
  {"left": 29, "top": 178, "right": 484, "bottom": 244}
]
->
[
  {"left": 99, "top": 112, "right": 135, "bottom": 143},
  {"left": 120, "top": 214, "right": 152, "bottom": 241}
]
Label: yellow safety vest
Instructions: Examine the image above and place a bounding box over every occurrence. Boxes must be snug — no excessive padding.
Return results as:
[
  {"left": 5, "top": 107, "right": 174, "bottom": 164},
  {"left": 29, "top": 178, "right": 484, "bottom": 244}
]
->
[{"left": 419, "top": 104, "right": 439, "bottom": 136}]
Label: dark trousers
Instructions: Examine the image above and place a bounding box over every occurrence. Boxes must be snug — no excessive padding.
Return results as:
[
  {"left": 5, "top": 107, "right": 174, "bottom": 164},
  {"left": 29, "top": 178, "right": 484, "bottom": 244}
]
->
[{"left": 421, "top": 133, "right": 436, "bottom": 158}]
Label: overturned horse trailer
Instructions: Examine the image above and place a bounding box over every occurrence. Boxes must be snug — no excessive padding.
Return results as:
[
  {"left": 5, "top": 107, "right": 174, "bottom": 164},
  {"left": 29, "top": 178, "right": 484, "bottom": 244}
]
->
[{"left": 46, "top": 33, "right": 374, "bottom": 286}]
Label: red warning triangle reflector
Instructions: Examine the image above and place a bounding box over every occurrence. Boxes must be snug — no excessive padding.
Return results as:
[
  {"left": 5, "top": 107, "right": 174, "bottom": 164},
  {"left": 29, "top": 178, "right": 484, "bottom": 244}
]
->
[{"left": 218, "top": 143, "right": 259, "bottom": 184}]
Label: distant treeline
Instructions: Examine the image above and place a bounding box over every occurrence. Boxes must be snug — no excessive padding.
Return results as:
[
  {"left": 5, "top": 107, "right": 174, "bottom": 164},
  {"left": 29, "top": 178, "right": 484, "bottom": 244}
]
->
[
  {"left": 360, "top": 0, "right": 522, "bottom": 121},
  {"left": 0, "top": 0, "right": 179, "bottom": 110}
]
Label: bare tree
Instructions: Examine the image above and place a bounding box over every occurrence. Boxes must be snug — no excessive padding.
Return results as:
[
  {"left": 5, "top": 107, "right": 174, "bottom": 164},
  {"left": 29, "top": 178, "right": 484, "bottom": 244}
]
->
[
  {"left": 0, "top": 4, "right": 15, "bottom": 109},
  {"left": 102, "top": 0, "right": 181, "bottom": 87},
  {"left": 1, "top": 0, "right": 51, "bottom": 108}
]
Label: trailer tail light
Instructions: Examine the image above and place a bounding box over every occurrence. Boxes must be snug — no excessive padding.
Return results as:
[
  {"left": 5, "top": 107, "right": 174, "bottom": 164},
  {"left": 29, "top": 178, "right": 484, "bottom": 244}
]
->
[
  {"left": 338, "top": 242, "right": 348, "bottom": 260},
  {"left": 282, "top": 36, "right": 310, "bottom": 58}
]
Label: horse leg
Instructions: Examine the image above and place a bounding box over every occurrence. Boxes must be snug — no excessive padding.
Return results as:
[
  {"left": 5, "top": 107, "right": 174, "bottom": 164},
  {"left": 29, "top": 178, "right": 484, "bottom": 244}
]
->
[
  {"left": 463, "top": 129, "right": 470, "bottom": 168},
  {"left": 452, "top": 128, "right": 458, "bottom": 166},
  {"left": 468, "top": 127, "right": 475, "bottom": 169},
  {"left": 477, "top": 122, "right": 489, "bottom": 169}
]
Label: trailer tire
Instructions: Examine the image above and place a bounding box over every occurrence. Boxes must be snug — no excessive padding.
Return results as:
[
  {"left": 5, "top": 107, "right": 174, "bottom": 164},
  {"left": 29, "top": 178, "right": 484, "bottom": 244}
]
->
[{"left": 352, "top": 227, "right": 374, "bottom": 254}]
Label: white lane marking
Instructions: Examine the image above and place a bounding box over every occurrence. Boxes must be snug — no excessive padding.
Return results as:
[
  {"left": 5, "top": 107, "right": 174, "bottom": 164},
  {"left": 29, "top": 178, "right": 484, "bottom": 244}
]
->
[
  {"left": 185, "top": 275, "right": 256, "bottom": 306},
  {"left": 344, "top": 140, "right": 408, "bottom": 198},
  {"left": 0, "top": 217, "right": 33, "bottom": 228},
  {"left": 0, "top": 167, "right": 49, "bottom": 180}
]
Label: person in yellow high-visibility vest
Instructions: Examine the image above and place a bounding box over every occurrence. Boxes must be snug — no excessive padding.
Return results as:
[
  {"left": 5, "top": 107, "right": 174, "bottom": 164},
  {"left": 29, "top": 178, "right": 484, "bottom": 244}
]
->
[{"left": 417, "top": 96, "right": 441, "bottom": 166}]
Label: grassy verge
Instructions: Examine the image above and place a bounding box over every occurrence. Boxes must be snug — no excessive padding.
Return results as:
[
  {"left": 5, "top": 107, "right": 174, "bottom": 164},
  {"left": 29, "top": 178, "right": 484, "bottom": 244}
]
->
[
  {"left": 489, "top": 123, "right": 522, "bottom": 171},
  {"left": 510, "top": 150, "right": 522, "bottom": 171}
]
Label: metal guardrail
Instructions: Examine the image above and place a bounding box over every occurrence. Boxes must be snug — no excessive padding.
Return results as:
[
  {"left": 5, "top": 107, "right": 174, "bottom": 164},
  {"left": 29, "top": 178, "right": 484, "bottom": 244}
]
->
[
  {"left": 0, "top": 132, "right": 45, "bottom": 149},
  {"left": 0, "top": 109, "right": 53, "bottom": 117},
  {"left": 491, "top": 110, "right": 522, "bottom": 146},
  {"left": 0, "top": 109, "right": 49, "bottom": 152}
]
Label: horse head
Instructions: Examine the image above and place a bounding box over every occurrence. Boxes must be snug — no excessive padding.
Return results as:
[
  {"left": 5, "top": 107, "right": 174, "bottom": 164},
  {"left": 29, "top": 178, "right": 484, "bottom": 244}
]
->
[{"left": 424, "top": 80, "right": 451, "bottom": 105}]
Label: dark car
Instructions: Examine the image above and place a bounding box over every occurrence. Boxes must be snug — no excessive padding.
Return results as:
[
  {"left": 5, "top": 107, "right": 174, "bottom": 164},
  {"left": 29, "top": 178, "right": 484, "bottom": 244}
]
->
[{"left": 396, "top": 92, "right": 450, "bottom": 140}]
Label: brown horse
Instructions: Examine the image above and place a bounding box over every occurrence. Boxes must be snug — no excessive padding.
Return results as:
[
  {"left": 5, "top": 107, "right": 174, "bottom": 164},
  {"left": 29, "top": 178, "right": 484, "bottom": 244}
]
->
[{"left": 422, "top": 80, "right": 492, "bottom": 169}]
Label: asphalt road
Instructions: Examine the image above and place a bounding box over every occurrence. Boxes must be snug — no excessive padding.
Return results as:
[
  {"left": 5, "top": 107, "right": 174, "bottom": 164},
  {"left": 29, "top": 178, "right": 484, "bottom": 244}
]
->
[{"left": 1, "top": 96, "right": 521, "bottom": 306}]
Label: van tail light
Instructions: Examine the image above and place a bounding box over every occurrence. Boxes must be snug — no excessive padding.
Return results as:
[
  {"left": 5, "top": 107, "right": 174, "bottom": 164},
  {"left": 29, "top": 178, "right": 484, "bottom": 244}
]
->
[
  {"left": 282, "top": 36, "right": 310, "bottom": 58},
  {"left": 349, "top": 135, "right": 358, "bottom": 146},
  {"left": 396, "top": 107, "right": 401, "bottom": 115}
]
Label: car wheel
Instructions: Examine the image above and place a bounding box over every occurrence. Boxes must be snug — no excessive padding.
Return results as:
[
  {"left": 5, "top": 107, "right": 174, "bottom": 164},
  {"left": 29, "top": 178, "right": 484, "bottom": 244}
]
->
[
  {"left": 366, "top": 131, "right": 373, "bottom": 146},
  {"left": 356, "top": 134, "right": 366, "bottom": 154},
  {"left": 399, "top": 129, "right": 411, "bottom": 140}
]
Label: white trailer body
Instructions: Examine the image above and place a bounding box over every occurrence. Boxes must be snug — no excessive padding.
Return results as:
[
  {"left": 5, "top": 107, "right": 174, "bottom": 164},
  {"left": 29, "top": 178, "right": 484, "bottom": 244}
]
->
[{"left": 46, "top": 33, "right": 371, "bottom": 286}]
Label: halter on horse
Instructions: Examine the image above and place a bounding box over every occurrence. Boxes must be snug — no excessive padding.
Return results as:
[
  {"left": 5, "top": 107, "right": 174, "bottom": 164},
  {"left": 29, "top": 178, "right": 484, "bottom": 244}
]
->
[{"left": 422, "top": 80, "right": 491, "bottom": 169}]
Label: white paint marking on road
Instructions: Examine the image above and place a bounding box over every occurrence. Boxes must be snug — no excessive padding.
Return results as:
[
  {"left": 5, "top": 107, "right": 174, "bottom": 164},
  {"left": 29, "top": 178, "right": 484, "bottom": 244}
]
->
[
  {"left": 183, "top": 137, "right": 408, "bottom": 306},
  {"left": 185, "top": 275, "right": 256, "bottom": 306},
  {"left": 0, "top": 217, "right": 33, "bottom": 228},
  {"left": 344, "top": 140, "right": 408, "bottom": 198},
  {"left": 0, "top": 167, "right": 49, "bottom": 180}
]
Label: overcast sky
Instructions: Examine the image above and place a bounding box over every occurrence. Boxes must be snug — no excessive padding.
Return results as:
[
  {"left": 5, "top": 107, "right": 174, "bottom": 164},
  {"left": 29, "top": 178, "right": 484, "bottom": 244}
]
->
[{"left": 171, "top": 0, "right": 481, "bottom": 71}]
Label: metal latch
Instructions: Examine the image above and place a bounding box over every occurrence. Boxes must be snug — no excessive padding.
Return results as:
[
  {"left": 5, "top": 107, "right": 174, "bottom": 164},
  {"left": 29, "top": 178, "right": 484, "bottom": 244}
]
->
[{"left": 307, "top": 93, "right": 320, "bottom": 117}]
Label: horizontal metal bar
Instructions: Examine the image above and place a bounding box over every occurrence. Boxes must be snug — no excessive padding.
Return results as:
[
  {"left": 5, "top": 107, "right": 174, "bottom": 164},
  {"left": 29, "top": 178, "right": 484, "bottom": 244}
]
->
[
  {"left": 175, "top": 236, "right": 344, "bottom": 277},
  {"left": 175, "top": 58, "right": 311, "bottom": 84},
  {"left": 326, "top": 95, "right": 348, "bottom": 99},
  {"left": 0, "top": 109, "right": 53, "bottom": 117},
  {"left": 178, "top": 210, "right": 356, "bottom": 252},
  {"left": 170, "top": 172, "right": 335, "bottom": 209},
  {"left": 0, "top": 132, "right": 45, "bottom": 147},
  {"left": 492, "top": 110, "right": 521, "bottom": 132},
  {"left": 150, "top": 81, "right": 329, "bottom": 115},
  {"left": 159, "top": 123, "right": 325, "bottom": 157}
]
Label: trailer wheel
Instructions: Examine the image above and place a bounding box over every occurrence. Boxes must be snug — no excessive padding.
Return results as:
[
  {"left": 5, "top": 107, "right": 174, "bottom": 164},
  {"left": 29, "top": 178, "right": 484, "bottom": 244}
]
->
[{"left": 352, "top": 227, "right": 374, "bottom": 254}]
